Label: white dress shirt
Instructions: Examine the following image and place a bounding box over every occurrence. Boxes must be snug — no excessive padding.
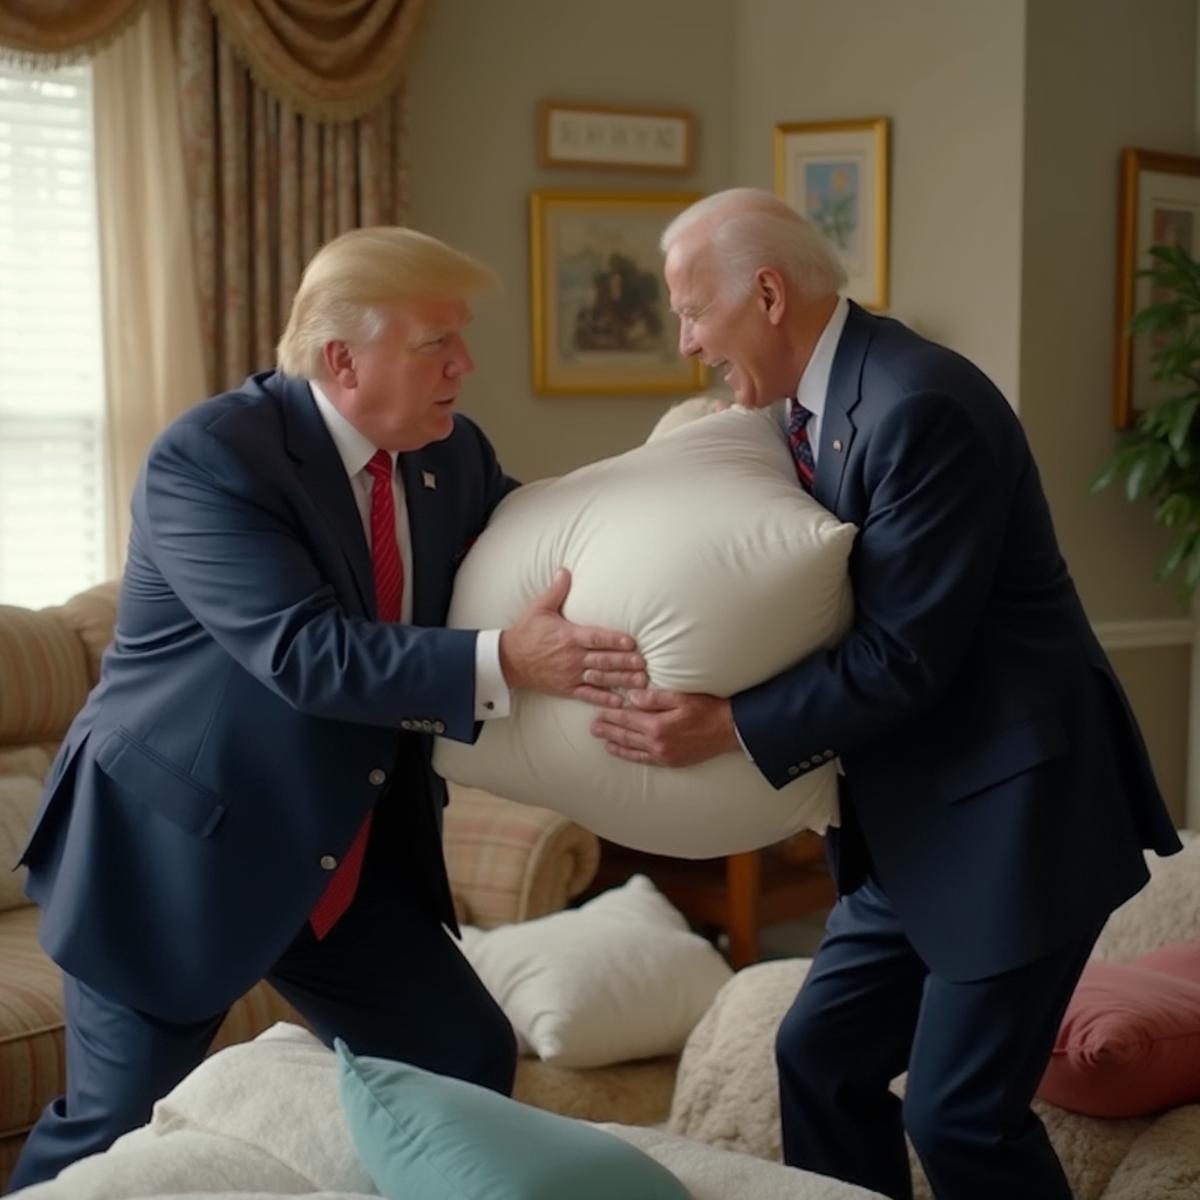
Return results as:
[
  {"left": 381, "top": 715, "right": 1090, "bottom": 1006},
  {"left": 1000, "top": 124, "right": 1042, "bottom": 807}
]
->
[
  {"left": 309, "top": 382, "right": 509, "bottom": 721},
  {"left": 774, "top": 294, "right": 850, "bottom": 461}
]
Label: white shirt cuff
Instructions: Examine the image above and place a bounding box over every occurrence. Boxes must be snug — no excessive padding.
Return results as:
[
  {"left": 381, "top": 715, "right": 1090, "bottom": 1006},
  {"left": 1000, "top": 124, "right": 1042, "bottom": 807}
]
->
[{"left": 474, "top": 629, "right": 511, "bottom": 720}]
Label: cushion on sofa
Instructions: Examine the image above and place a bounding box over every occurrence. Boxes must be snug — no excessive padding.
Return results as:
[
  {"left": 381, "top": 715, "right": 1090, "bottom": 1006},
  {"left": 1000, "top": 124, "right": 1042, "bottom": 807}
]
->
[
  {"left": 433, "top": 406, "right": 855, "bottom": 859},
  {"left": 460, "top": 875, "right": 732, "bottom": 1068},
  {"left": 0, "top": 605, "right": 92, "bottom": 747},
  {"left": 337, "top": 1040, "right": 691, "bottom": 1200},
  {"left": 0, "top": 774, "right": 41, "bottom": 911},
  {"left": 1038, "top": 943, "right": 1200, "bottom": 1118}
]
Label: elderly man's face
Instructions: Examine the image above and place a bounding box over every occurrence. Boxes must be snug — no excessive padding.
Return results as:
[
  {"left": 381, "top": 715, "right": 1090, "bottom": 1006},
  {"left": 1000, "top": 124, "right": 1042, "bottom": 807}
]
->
[
  {"left": 334, "top": 297, "right": 475, "bottom": 451},
  {"left": 664, "top": 240, "right": 793, "bottom": 411}
]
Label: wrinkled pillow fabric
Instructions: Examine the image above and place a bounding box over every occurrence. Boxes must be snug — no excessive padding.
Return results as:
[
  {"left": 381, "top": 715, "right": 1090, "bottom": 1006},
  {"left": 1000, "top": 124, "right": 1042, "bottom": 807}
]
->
[
  {"left": 434, "top": 406, "right": 855, "bottom": 858},
  {"left": 459, "top": 874, "right": 732, "bottom": 1068},
  {"left": 1038, "top": 942, "right": 1200, "bottom": 1117},
  {"left": 337, "top": 1040, "right": 691, "bottom": 1200}
]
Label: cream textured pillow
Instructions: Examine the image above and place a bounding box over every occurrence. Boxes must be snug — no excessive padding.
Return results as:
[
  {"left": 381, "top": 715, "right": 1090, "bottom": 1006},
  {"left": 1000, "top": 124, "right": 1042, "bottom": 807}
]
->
[
  {"left": 458, "top": 875, "right": 733, "bottom": 1069},
  {"left": 0, "top": 774, "right": 42, "bottom": 911},
  {"left": 433, "top": 406, "right": 855, "bottom": 858}
]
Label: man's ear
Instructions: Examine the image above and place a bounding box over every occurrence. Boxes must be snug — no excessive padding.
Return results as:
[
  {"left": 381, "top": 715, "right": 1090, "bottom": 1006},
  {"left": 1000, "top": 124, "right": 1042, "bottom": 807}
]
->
[
  {"left": 321, "top": 339, "right": 356, "bottom": 387},
  {"left": 754, "top": 268, "right": 787, "bottom": 325}
]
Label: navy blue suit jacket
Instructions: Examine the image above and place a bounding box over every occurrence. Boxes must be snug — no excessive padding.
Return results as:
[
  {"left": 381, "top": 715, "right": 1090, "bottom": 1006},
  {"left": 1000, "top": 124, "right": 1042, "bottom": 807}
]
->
[
  {"left": 20, "top": 372, "right": 516, "bottom": 1020},
  {"left": 733, "top": 304, "right": 1181, "bottom": 981}
]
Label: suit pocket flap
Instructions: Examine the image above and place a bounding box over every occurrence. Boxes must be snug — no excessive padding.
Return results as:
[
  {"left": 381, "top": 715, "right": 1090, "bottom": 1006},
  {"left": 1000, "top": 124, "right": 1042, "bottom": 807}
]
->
[
  {"left": 937, "top": 716, "right": 1069, "bottom": 804},
  {"left": 97, "top": 729, "right": 226, "bottom": 837}
]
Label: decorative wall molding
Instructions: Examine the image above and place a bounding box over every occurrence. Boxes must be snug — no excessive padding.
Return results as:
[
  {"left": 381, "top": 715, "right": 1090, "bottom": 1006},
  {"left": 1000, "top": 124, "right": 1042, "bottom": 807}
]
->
[{"left": 1092, "top": 619, "right": 1195, "bottom": 651}]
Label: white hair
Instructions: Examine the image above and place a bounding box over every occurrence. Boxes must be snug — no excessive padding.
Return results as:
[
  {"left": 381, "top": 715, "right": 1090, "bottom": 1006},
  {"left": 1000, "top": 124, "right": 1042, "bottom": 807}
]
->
[
  {"left": 277, "top": 226, "right": 497, "bottom": 380},
  {"left": 660, "top": 187, "right": 847, "bottom": 301}
]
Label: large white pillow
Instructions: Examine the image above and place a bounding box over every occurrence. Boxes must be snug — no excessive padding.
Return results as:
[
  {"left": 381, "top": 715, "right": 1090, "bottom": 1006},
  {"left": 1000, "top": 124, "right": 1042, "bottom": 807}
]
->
[
  {"left": 458, "top": 875, "right": 732, "bottom": 1069},
  {"left": 433, "top": 406, "right": 855, "bottom": 858}
]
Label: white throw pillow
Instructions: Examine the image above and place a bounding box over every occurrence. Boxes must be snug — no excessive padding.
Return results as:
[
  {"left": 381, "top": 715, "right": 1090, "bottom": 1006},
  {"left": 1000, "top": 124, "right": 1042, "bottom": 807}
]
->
[
  {"left": 459, "top": 875, "right": 733, "bottom": 1069},
  {"left": 433, "top": 406, "right": 855, "bottom": 858}
]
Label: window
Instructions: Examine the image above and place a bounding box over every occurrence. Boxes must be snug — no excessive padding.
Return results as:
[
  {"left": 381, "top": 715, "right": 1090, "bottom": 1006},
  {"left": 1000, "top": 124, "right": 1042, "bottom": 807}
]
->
[{"left": 0, "top": 60, "right": 108, "bottom": 610}]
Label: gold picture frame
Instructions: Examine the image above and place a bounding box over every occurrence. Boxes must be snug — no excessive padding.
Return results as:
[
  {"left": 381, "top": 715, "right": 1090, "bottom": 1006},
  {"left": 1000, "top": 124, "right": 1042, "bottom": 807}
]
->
[
  {"left": 536, "top": 101, "right": 695, "bottom": 174},
  {"left": 773, "top": 117, "right": 890, "bottom": 310},
  {"left": 529, "top": 189, "right": 707, "bottom": 396},
  {"left": 1114, "top": 147, "right": 1200, "bottom": 429}
]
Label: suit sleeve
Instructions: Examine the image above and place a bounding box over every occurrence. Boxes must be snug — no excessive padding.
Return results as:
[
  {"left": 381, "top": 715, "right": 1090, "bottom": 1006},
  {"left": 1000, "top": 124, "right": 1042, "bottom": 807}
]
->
[
  {"left": 139, "top": 422, "right": 481, "bottom": 741},
  {"left": 733, "top": 390, "right": 1013, "bottom": 787}
]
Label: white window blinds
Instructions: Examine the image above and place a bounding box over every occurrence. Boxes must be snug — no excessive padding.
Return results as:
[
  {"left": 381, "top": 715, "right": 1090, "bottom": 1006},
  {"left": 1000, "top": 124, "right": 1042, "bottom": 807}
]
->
[{"left": 0, "top": 60, "right": 108, "bottom": 610}]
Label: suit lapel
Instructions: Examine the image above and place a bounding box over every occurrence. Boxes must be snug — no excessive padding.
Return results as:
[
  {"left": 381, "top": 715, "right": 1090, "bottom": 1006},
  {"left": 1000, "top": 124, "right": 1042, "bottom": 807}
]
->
[
  {"left": 277, "top": 374, "right": 376, "bottom": 615},
  {"left": 813, "top": 302, "right": 873, "bottom": 514}
]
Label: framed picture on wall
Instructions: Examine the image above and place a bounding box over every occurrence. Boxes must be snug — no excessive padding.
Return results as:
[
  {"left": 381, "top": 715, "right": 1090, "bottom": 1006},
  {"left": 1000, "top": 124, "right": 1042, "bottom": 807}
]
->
[
  {"left": 773, "top": 117, "right": 890, "bottom": 310},
  {"left": 529, "top": 189, "right": 707, "bottom": 395},
  {"left": 1114, "top": 147, "right": 1200, "bottom": 429},
  {"left": 537, "top": 101, "right": 695, "bottom": 174}
]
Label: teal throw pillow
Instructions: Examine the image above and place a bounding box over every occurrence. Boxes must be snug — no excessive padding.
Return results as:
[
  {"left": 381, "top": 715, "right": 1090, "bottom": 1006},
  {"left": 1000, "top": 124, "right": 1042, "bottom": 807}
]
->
[{"left": 335, "top": 1040, "right": 691, "bottom": 1200}]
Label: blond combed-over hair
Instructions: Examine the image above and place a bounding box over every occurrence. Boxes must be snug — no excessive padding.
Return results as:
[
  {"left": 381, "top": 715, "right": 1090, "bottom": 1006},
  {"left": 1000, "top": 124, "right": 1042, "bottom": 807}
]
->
[{"left": 276, "top": 226, "right": 498, "bottom": 380}]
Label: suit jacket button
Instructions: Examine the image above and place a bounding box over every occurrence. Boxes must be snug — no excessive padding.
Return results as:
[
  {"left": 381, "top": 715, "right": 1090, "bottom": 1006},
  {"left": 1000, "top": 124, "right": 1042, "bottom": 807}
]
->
[
  {"left": 319, "top": 854, "right": 337, "bottom": 871},
  {"left": 823, "top": 750, "right": 835, "bottom": 760},
  {"left": 421, "top": 720, "right": 433, "bottom": 732},
  {"left": 787, "top": 765, "right": 800, "bottom": 776},
  {"left": 799, "top": 759, "right": 811, "bottom": 770},
  {"left": 368, "top": 768, "right": 386, "bottom": 786},
  {"left": 433, "top": 721, "right": 446, "bottom": 734}
]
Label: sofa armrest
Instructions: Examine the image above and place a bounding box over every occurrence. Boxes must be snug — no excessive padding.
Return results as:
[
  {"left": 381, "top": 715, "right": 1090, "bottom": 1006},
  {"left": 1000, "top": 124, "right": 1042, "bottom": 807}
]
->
[{"left": 443, "top": 784, "right": 600, "bottom": 927}]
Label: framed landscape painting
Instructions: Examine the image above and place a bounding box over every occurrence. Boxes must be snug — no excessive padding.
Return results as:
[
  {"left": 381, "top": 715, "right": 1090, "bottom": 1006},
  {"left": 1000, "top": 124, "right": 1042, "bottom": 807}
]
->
[
  {"left": 774, "top": 117, "right": 890, "bottom": 310},
  {"left": 1114, "top": 147, "right": 1200, "bottom": 428},
  {"left": 529, "top": 189, "right": 707, "bottom": 395}
]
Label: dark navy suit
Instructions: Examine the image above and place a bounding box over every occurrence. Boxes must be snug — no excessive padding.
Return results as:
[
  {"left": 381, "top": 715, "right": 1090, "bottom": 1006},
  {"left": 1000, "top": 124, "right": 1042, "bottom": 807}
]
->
[
  {"left": 733, "top": 305, "right": 1181, "bottom": 1199},
  {"left": 9, "top": 372, "right": 518, "bottom": 1191}
]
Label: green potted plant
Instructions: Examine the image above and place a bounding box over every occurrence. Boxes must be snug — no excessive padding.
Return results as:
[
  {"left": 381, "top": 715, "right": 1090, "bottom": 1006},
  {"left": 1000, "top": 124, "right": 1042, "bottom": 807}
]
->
[{"left": 1093, "top": 243, "right": 1200, "bottom": 597}]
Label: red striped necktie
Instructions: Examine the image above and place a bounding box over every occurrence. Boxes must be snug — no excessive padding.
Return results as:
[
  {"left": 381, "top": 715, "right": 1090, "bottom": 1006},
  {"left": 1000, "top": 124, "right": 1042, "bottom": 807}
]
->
[{"left": 309, "top": 449, "right": 404, "bottom": 939}]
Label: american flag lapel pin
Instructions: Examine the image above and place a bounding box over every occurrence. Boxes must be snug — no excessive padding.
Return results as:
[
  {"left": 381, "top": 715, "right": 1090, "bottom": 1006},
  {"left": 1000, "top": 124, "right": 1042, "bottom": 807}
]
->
[{"left": 422, "top": 471, "right": 437, "bottom": 490}]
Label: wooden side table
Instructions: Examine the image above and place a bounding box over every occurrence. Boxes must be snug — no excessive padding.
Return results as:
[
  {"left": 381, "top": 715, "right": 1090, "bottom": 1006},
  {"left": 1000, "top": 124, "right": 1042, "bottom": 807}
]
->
[{"left": 584, "top": 832, "right": 835, "bottom": 969}]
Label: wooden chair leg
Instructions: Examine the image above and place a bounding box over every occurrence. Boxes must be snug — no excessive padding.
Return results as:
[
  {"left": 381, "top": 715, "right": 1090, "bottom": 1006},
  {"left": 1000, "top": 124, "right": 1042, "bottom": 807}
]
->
[{"left": 725, "top": 850, "right": 762, "bottom": 968}]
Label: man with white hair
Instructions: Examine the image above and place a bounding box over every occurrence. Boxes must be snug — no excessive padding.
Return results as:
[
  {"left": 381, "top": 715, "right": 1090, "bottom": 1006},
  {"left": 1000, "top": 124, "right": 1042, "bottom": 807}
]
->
[
  {"left": 10, "top": 227, "right": 646, "bottom": 1191},
  {"left": 591, "top": 188, "right": 1180, "bottom": 1200}
]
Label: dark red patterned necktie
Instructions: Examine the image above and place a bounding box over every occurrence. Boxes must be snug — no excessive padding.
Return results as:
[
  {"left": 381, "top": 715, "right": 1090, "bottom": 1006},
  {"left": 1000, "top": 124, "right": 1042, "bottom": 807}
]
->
[
  {"left": 787, "top": 402, "right": 816, "bottom": 494},
  {"left": 309, "top": 450, "right": 404, "bottom": 939}
]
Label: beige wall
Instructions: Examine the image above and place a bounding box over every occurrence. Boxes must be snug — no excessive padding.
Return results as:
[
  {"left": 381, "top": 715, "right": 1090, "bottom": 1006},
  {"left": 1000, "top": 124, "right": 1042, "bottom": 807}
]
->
[
  {"left": 1019, "top": 0, "right": 1195, "bottom": 623},
  {"left": 730, "top": 0, "right": 1027, "bottom": 402},
  {"left": 405, "top": 0, "right": 735, "bottom": 482}
]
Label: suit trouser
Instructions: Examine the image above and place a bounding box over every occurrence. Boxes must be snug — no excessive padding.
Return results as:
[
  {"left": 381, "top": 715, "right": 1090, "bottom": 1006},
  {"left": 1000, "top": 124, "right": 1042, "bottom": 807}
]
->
[
  {"left": 775, "top": 877, "right": 1099, "bottom": 1200},
  {"left": 6, "top": 879, "right": 515, "bottom": 1194}
]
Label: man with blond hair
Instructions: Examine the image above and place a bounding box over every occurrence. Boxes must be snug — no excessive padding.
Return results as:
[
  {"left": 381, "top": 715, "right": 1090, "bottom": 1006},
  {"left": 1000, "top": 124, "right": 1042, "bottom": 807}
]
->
[
  {"left": 10, "top": 227, "right": 645, "bottom": 1191},
  {"left": 591, "top": 189, "right": 1180, "bottom": 1200}
]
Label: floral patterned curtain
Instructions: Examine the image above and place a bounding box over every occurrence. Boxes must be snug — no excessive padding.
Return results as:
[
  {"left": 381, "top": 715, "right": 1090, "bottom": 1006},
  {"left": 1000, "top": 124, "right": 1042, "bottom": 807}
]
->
[{"left": 173, "top": 0, "right": 414, "bottom": 393}]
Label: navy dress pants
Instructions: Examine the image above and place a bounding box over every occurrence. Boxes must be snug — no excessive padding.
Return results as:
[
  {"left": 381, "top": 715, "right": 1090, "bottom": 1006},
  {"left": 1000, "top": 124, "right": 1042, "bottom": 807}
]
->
[
  {"left": 776, "top": 877, "right": 1098, "bottom": 1200},
  {"left": 6, "top": 880, "right": 515, "bottom": 1194}
]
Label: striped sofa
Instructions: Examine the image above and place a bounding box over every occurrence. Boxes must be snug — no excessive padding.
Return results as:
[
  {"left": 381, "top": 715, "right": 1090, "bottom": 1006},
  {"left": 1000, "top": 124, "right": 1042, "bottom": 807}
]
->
[{"left": 0, "top": 581, "right": 607, "bottom": 1190}]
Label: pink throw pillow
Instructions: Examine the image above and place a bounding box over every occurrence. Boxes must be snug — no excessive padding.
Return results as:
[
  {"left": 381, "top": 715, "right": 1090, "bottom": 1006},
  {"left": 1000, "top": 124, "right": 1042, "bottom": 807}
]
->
[{"left": 1037, "top": 940, "right": 1200, "bottom": 1118}]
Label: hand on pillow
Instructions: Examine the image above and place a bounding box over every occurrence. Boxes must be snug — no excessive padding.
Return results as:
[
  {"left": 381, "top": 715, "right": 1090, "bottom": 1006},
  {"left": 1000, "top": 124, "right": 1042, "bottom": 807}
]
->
[{"left": 434, "top": 406, "right": 855, "bottom": 858}]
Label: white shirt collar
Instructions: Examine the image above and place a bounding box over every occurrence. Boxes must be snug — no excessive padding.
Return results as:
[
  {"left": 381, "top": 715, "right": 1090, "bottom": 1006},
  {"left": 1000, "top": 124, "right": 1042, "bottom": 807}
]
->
[
  {"left": 793, "top": 295, "right": 849, "bottom": 424},
  {"left": 309, "top": 380, "right": 394, "bottom": 478}
]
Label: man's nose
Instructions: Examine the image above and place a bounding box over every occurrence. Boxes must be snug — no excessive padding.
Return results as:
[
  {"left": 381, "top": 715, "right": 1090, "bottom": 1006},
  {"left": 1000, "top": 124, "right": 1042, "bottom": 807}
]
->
[{"left": 447, "top": 341, "right": 475, "bottom": 378}]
